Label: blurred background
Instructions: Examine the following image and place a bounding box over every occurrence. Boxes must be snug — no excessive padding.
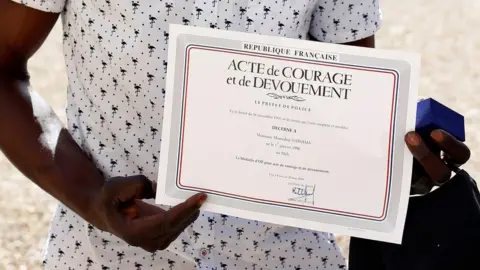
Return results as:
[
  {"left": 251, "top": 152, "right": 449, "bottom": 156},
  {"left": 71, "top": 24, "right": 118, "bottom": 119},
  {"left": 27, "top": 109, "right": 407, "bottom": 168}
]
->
[{"left": 1, "top": 0, "right": 480, "bottom": 268}]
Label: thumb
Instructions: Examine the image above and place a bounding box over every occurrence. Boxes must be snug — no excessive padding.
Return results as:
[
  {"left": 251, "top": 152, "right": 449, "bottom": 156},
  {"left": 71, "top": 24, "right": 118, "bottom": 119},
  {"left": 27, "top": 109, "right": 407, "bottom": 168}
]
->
[{"left": 101, "top": 176, "right": 156, "bottom": 230}]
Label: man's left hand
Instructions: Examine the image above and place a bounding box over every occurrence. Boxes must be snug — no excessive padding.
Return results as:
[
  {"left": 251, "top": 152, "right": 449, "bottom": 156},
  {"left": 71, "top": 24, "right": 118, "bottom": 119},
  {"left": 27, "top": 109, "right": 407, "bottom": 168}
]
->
[{"left": 405, "top": 129, "right": 471, "bottom": 194}]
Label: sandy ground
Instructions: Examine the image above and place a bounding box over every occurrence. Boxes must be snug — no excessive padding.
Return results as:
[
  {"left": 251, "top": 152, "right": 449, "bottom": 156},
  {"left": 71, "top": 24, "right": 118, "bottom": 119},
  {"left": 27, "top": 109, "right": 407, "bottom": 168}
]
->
[{"left": 1, "top": 0, "right": 480, "bottom": 268}]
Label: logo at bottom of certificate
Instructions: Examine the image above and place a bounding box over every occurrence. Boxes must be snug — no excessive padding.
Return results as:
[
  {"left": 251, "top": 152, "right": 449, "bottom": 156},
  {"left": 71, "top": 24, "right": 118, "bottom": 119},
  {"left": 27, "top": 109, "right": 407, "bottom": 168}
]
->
[{"left": 288, "top": 182, "right": 316, "bottom": 205}]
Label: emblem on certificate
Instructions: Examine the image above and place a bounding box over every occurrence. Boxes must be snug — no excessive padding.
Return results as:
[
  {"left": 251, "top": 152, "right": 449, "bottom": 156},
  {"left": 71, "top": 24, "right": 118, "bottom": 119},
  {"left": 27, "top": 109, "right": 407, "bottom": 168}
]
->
[{"left": 156, "top": 24, "right": 421, "bottom": 244}]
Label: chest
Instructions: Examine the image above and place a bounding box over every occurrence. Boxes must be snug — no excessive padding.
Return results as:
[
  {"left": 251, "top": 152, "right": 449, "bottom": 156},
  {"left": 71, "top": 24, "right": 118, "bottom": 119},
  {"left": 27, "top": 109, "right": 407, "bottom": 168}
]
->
[{"left": 65, "top": 0, "right": 318, "bottom": 40}]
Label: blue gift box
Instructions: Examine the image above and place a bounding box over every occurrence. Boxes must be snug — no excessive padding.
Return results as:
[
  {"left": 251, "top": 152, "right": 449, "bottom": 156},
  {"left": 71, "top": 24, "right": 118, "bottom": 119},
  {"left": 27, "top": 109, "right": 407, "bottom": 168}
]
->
[{"left": 415, "top": 98, "right": 465, "bottom": 142}]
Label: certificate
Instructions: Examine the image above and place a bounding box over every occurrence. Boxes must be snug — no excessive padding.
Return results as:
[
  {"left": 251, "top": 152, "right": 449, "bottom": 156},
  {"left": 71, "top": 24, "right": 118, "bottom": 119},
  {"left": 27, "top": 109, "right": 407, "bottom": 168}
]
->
[{"left": 156, "top": 24, "right": 420, "bottom": 244}]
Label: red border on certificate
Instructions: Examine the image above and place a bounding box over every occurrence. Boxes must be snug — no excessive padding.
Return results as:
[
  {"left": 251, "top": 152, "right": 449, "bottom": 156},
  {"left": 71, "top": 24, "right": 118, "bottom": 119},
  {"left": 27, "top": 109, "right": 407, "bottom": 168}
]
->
[{"left": 176, "top": 46, "right": 398, "bottom": 220}]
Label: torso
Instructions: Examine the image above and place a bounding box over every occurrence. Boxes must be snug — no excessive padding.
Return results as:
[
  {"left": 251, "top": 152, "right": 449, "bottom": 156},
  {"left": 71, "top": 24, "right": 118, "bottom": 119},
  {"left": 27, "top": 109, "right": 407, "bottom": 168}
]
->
[{"left": 36, "top": 0, "right": 372, "bottom": 269}]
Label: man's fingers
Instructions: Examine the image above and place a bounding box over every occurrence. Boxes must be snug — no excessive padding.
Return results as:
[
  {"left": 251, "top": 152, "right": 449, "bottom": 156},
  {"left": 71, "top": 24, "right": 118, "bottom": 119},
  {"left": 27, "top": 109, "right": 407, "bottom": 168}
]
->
[
  {"left": 430, "top": 129, "right": 471, "bottom": 165},
  {"left": 137, "top": 195, "right": 204, "bottom": 249},
  {"left": 164, "top": 193, "right": 207, "bottom": 228},
  {"left": 171, "top": 209, "right": 200, "bottom": 235},
  {"left": 122, "top": 199, "right": 167, "bottom": 218},
  {"left": 405, "top": 132, "right": 451, "bottom": 184},
  {"left": 136, "top": 193, "right": 206, "bottom": 233},
  {"left": 101, "top": 176, "right": 156, "bottom": 230},
  {"left": 157, "top": 210, "right": 200, "bottom": 250},
  {"left": 103, "top": 175, "right": 156, "bottom": 203}
]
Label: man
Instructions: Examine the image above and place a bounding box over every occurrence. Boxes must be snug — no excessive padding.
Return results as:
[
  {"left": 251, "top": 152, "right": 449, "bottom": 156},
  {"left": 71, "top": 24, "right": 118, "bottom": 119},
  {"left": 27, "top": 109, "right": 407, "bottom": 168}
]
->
[
  {"left": 0, "top": 0, "right": 381, "bottom": 268},
  {"left": 0, "top": 0, "right": 477, "bottom": 269}
]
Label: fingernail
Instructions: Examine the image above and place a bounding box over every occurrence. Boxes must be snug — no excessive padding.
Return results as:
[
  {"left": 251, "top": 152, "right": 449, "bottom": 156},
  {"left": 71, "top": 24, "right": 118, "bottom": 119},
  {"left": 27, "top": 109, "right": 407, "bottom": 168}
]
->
[
  {"left": 197, "top": 193, "right": 207, "bottom": 207},
  {"left": 406, "top": 132, "right": 420, "bottom": 146},
  {"left": 430, "top": 129, "right": 444, "bottom": 142}
]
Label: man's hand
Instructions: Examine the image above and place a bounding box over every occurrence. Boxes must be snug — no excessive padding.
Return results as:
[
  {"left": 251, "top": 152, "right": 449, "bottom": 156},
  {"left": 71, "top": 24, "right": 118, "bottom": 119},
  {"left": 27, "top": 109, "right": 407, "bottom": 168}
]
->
[
  {"left": 405, "top": 129, "right": 471, "bottom": 194},
  {"left": 350, "top": 131, "right": 476, "bottom": 270},
  {"left": 94, "top": 175, "right": 207, "bottom": 252},
  {"left": 0, "top": 1, "right": 208, "bottom": 253}
]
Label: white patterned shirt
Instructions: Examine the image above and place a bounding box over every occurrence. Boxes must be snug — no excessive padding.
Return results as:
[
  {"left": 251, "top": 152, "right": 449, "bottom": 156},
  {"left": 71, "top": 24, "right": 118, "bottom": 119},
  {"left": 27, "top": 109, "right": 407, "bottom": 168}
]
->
[{"left": 14, "top": 0, "right": 381, "bottom": 269}]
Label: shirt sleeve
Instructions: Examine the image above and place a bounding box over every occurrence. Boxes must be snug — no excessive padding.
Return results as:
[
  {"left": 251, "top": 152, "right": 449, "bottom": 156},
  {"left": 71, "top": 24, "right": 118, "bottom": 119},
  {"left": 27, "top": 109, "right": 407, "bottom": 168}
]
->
[
  {"left": 309, "top": 0, "right": 382, "bottom": 43},
  {"left": 11, "top": 0, "right": 66, "bottom": 13}
]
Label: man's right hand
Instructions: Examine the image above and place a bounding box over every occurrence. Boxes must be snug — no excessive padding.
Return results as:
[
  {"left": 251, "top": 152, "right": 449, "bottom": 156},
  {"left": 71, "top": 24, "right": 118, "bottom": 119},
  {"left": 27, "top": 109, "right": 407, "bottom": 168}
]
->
[
  {"left": 94, "top": 175, "right": 207, "bottom": 252},
  {"left": 0, "top": 1, "right": 207, "bottom": 253}
]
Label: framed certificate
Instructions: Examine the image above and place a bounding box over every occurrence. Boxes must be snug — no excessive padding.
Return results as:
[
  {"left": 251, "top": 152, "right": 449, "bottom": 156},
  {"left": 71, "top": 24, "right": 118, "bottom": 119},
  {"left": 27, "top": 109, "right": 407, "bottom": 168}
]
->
[{"left": 156, "top": 24, "right": 420, "bottom": 244}]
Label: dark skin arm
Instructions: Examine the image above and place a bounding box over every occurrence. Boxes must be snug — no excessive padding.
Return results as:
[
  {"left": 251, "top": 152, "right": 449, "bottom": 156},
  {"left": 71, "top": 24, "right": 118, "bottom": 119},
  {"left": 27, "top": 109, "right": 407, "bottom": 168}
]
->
[
  {"left": 309, "top": 33, "right": 376, "bottom": 48},
  {"left": 342, "top": 35, "right": 375, "bottom": 48},
  {"left": 0, "top": 0, "right": 106, "bottom": 226},
  {"left": 0, "top": 1, "right": 206, "bottom": 252}
]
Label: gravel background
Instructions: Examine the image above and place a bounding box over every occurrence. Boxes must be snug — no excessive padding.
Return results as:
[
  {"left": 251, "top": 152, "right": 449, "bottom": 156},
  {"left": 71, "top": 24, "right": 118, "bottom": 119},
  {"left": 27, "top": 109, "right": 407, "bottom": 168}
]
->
[{"left": 1, "top": 0, "right": 479, "bottom": 268}]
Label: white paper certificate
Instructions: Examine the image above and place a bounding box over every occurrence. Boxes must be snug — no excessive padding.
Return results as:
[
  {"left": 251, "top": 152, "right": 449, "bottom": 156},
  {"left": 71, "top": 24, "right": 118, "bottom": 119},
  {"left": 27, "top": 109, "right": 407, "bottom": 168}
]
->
[{"left": 156, "top": 24, "right": 420, "bottom": 244}]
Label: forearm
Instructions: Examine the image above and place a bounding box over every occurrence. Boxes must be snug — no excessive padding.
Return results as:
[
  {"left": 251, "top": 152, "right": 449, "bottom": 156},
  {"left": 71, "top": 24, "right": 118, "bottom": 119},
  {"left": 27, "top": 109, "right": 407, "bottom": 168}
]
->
[
  {"left": 343, "top": 35, "right": 375, "bottom": 48},
  {"left": 309, "top": 34, "right": 375, "bottom": 49},
  {"left": 0, "top": 74, "right": 106, "bottom": 227}
]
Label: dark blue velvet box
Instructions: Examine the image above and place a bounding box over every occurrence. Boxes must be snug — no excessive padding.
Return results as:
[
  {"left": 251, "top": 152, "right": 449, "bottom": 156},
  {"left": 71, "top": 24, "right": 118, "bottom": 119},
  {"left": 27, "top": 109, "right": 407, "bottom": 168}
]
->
[{"left": 415, "top": 98, "right": 465, "bottom": 142}]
